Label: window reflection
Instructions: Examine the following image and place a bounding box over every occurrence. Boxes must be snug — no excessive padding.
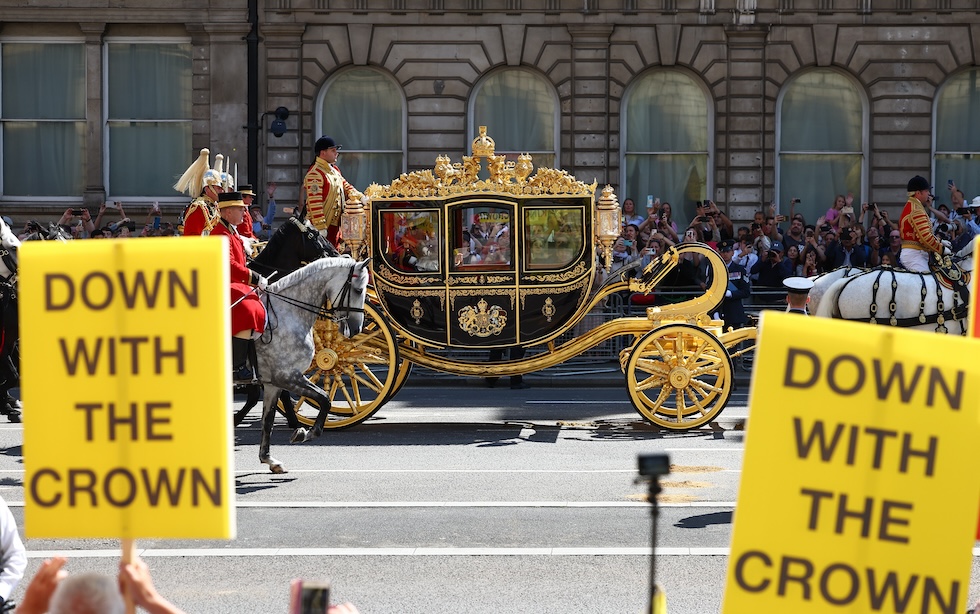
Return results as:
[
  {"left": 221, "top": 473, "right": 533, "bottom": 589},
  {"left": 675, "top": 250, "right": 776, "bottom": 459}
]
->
[
  {"left": 452, "top": 206, "right": 512, "bottom": 270},
  {"left": 525, "top": 208, "right": 584, "bottom": 269},
  {"left": 380, "top": 209, "right": 441, "bottom": 273}
]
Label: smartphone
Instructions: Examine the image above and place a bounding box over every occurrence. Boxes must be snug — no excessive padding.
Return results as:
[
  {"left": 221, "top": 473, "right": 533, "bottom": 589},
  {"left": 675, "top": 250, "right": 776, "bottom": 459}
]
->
[
  {"left": 948, "top": 179, "right": 954, "bottom": 187},
  {"left": 153, "top": 215, "right": 161, "bottom": 229},
  {"left": 290, "top": 579, "right": 330, "bottom": 614},
  {"left": 70, "top": 208, "right": 86, "bottom": 216},
  {"left": 105, "top": 201, "right": 118, "bottom": 209}
]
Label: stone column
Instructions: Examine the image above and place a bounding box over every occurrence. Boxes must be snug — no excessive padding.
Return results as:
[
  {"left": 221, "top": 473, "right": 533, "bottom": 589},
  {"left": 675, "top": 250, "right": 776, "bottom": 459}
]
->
[
  {"left": 260, "top": 23, "right": 306, "bottom": 206},
  {"left": 80, "top": 22, "right": 106, "bottom": 208},
  {"left": 721, "top": 25, "right": 769, "bottom": 221},
  {"left": 203, "top": 23, "right": 252, "bottom": 179},
  {"left": 567, "top": 24, "right": 614, "bottom": 185}
]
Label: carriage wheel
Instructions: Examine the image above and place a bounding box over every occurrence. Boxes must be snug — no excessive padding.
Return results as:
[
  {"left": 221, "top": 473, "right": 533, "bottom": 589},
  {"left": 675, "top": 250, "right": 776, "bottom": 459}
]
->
[
  {"left": 624, "top": 323, "right": 733, "bottom": 431},
  {"left": 292, "top": 302, "right": 400, "bottom": 429}
]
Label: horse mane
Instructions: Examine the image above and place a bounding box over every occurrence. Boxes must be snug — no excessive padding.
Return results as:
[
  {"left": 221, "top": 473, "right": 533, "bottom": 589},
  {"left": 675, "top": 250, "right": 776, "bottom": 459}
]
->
[{"left": 268, "top": 256, "right": 353, "bottom": 293}]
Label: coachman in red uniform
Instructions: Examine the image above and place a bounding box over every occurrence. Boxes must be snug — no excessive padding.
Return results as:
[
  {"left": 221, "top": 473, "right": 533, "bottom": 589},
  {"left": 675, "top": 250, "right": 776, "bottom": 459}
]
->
[
  {"left": 212, "top": 192, "right": 269, "bottom": 381},
  {"left": 303, "top": 136, "right": 363, "bottom": 245}
]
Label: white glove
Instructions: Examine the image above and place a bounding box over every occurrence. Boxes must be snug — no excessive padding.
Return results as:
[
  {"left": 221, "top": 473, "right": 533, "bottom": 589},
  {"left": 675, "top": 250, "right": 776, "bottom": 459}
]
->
[
  {"left": 725, "top": 290, "right": 733, "bottom": 298},
  {"left": 941, "top": 240, "right": 952, "bottom": 256},
  {"left": 257, "top": 275, "right": 269, "bottom": 291}
]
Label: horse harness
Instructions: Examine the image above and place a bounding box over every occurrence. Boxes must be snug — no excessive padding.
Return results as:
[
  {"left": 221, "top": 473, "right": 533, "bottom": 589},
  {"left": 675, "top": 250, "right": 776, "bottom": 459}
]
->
[
  {"left": 834, "top": 259, "right": 969, "bottom": 334},
  {"left": 260, "top": 261, "right": 366, "bottom": 340}
]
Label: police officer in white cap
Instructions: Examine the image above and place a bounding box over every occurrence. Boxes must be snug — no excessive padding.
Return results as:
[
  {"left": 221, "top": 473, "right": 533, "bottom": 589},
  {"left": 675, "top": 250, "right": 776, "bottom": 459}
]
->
[{"left": 784, "top": 277, "right": 814, "bottom": 314}]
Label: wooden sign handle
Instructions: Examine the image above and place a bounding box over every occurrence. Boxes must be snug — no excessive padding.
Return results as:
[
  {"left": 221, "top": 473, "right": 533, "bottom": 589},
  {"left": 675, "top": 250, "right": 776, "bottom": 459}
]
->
[{"left": 121, "top": 538, "right": 136, "bottom": 614}]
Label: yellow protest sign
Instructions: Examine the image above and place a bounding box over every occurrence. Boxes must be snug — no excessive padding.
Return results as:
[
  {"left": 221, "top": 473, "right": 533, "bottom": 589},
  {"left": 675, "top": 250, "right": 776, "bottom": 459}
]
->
[
  {"left": 19, "top": 237, "right": 235, "bottom": 539},
  {"left": 724, "top": 311, "right": 980, "bottom": 613}
]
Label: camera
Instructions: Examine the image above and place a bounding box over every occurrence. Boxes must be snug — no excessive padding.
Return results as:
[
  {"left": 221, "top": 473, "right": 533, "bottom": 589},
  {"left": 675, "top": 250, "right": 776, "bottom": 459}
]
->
[
  {"left": 290, "top": 579, "right": 330, "bottom": 614},
  {"left": 820, "top": 224, "right": 832, "bottom": 232},
  {"left": 638, "top": 453, "right": 671, "bottom": 477},
  {"left": 70, "top": 209, "right": 86, "bottom": 216}
]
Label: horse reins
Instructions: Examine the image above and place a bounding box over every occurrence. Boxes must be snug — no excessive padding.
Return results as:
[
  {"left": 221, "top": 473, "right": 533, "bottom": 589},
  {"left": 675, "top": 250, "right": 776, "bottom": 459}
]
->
[{"left": 259, "top": 262, "right": 365, "bottom": 343}]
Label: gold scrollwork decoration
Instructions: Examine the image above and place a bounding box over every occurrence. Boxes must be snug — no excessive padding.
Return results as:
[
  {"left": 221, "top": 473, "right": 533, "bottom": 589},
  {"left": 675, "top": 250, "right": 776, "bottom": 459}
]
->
[
  {"left": 449, "top": 288, "right": 516, "bottom": 310},
  {"left": 457, "top": 297, "right": 508, "bottom": 338},
  {"left": 519, "top": 276, "right": 590, "bottom": 309},
  {"left": 377, "top": 266, "right": 441, "bottom": 286},
  {"left": 376, "top": 284, "right": 446, "bottom": 311},
  {"left": 524, "top": 261, "right": 589, "bottom": 284}
]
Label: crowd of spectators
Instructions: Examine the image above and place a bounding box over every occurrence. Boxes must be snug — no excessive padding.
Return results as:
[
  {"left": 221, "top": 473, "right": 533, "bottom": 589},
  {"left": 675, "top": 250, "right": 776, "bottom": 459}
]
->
[
  {"left": 612, "top": 183, "right": 975, "bottom": 295},
  {"left": 13, "top": 183, "right": 280, "bottom": 242}
]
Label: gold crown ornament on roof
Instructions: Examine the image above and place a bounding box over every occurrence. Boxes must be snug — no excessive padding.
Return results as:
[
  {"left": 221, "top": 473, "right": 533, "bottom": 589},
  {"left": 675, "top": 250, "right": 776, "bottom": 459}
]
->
[{"left": 363, "top": 126, "right": 595, "bottom": 200}]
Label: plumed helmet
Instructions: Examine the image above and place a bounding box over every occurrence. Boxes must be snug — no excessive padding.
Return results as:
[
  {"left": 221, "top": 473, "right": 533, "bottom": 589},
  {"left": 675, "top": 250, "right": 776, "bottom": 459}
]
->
[
  {"left": 203, "top": 154, "right": 225, "bottom": 189},
  {"left": 221, "top": 158, "right": 236, "bottom": 191},
  {"left": 907, "top": 175, "right": 931, "bottom": 192},
  {"left": 173, "top": 148, "right": 210, "bottom": 197}
]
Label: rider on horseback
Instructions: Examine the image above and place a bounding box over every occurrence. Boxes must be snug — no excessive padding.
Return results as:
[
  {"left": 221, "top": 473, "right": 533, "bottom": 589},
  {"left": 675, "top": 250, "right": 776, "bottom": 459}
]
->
[
  {"left": 211, "top": 192, "right": 269, "bottom": 383},
  {"left": 899, "top": 175, "right": 949, "bottom": 273},
  {"left": 173, "top": 148, "right": 229, "bottom": 236}
]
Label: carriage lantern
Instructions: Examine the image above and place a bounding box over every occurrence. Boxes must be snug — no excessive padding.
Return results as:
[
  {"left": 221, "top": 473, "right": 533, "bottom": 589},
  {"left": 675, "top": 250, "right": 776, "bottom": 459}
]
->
[
  {"left": 341, "top": 193, "right": 369, "bottom": 258},
  {"left": 596, "top": 185, "right": 622, "bottom": 272}
]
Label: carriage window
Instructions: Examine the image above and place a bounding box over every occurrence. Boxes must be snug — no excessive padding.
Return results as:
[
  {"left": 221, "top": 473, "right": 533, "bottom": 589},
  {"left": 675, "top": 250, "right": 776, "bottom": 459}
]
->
[
  {"left": 452, "top": 206, "right": 513, "bottom": 270},
  {"left": 379, "top": 209, "right": 441, "bottom": 273},
  {"left": 525, "top": 208, "right": 584, "bottom": 269}
]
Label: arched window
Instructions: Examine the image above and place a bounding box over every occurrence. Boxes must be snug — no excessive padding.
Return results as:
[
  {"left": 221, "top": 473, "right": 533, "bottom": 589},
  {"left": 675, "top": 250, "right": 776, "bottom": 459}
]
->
[
  {"left": 622, "top": 70, "right": 711, "bottom": 225},
  {"left": 777, "top": 69, "right": 866, "bottom": 224},
  {"left": 470, "top": 69, "right": 559, "bottom": 169},
  {"left": 318, "top": 67, "right": 405, "bottom": 190},
  {"left": 935, "top": 69, "right": 980, "bottom": 201}
]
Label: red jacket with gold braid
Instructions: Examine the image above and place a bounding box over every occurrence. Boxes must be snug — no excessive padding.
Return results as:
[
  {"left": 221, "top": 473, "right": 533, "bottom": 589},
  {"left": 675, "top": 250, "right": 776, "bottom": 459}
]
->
[
  {"left": 303, "top": 157, "right": 360, "bottom": 232},
  {"left": 899, "top": 195, "right": 942, "bottom": 254},
  {"left": 181, "top": 196, "right": 218, "bottom": 236}
]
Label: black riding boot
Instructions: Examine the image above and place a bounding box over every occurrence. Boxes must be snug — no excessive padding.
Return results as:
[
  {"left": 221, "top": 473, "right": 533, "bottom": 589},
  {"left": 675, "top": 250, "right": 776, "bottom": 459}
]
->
[{"left": 232, "top": 337, "right": 253, "bottom": 383}]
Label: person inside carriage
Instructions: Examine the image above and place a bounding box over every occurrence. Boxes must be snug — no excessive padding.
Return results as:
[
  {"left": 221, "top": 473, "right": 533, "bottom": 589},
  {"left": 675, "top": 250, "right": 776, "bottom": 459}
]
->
[{"left": 211, "top": 192, "right": 269, "bottom": 383}]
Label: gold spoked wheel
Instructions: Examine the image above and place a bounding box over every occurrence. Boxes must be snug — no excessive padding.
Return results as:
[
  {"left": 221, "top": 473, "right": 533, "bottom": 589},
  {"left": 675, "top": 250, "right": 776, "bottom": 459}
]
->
[
  {"left": 292, "top": 302, "right": 400, "bottom": 429},
  {"left": 624, "top": 323, "right": 733, "bottom": 431}
]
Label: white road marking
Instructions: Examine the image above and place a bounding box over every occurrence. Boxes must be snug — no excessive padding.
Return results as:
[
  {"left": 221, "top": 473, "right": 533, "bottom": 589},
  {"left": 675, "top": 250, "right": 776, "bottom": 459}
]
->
[
  {"left": 20, "top": 546, "right": 980, "bottom": 558},
  {"left": 3, "top": 500, "right": 737, "bottom": 508}
]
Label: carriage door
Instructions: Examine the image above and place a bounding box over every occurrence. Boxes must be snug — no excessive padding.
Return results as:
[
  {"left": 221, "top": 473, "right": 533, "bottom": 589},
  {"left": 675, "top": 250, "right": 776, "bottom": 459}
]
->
[{"left": 448, "top": 200, "right": 519, "bottom": 347}]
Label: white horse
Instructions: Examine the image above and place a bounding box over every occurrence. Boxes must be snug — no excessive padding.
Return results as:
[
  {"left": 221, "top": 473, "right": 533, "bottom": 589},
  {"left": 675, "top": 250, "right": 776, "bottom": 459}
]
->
[
  {"left": 254, "top": 256, "right": 370, "bottom": 473},
  {"left": 812, "top": 243, "right": 973, "bottom": 334}
]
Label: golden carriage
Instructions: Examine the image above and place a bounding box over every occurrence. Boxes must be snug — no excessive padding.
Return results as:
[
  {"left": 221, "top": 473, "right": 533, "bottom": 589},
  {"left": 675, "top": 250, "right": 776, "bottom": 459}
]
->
[{"left": 289, "top": 127, "right": 756, "bottom": 431}]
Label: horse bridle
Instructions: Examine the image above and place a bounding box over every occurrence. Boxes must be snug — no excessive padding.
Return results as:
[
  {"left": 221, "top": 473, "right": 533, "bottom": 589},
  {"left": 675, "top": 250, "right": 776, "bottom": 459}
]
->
[{"left": 259, "top": 261, "right": 366, "bottom": 341}]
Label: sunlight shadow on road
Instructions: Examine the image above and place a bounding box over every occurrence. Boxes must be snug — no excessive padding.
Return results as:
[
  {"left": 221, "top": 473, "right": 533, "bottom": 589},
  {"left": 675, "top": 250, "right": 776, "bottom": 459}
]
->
[{"left": 673, "top": 511, "right": 732, "bottom": 529}]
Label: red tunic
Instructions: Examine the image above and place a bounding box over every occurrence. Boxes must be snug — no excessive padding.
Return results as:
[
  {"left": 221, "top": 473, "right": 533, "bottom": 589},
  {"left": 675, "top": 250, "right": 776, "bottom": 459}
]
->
[
  {"left": 181, "top": 197, "right": 218, "bottom": 237},
  {"left": 304, "top": 157, "right": 359, "bottom": 245},
  {"left": 899, "top": 196, "right": 942, "bottom": 253},
  {"left": 210, "top": 219, "right": 266, "bottom": 335},
  {"left": 237, "top": 210, "right": 255, "bottom": 239}
]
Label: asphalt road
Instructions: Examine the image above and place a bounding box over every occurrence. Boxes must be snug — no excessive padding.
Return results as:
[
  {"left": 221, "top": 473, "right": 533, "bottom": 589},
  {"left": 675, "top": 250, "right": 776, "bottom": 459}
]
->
[{"left": 1, "top": 382, "right": 978, "bottom": 613}]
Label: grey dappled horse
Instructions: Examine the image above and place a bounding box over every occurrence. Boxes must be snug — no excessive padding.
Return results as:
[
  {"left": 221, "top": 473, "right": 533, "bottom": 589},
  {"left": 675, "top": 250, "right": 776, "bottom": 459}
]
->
[
  {"left": 254, "top": 257, "right": 369, "bottom": 473},
  {"left": 233, "top": 217, "right": 339, "bottom": 427},
  {"left": 812, "top": 241, "right": 973, "bottom": 333}
]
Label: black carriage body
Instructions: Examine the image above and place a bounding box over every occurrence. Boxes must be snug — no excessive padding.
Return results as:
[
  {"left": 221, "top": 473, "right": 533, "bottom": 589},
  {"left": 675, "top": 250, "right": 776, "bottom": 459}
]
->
[{"left": 371, "top": 194, "right": 596, "bottom": 349}]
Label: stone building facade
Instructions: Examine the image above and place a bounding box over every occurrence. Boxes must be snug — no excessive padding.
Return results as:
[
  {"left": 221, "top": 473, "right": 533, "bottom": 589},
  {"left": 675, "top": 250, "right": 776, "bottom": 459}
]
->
[{"left": 4, "top": 1, "right": 980, "bottom": 227}]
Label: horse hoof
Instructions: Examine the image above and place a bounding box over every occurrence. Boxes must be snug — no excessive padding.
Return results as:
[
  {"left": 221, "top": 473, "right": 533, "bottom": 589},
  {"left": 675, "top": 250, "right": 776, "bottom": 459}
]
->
[
  {"left": 290, "top": 428, "right": 308, "bottom": 443},
  {"left": 269, "top": 463, "right": 287, "bottom": 474},
  {"left": 7, "top": 412, "right": 20, "bottom": 424}
]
